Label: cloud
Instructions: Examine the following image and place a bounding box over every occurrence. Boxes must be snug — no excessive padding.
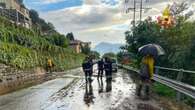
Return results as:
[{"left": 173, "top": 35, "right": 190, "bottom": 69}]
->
[
  {"left": 40, "top": 0, "right": 128, "bottom": 33},
  {"left": 39, "top": 0, "right": 128, "bottom": 47},
  {"left": 76, "top": 29, "right": 126, "bottom": 47},
  {"left": 38, "top": 0, "right": 194, "bottom": 47},
  {"left": 26, "top": 0, "right": 66, "bottom": 5},
  {"left": 42, "top": 0, "right": 66, "bottom": 4},
  {"left": 83, "top": 0, "right": 101, "bottom": 5}
]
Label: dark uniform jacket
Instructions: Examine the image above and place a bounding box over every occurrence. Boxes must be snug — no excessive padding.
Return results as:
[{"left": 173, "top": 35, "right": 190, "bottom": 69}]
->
[
  {"left": 104, "top": 61, "right": 112, "bottom": 72},
  {"left": 82, "top": 61, "right": 91, "bottom": 72},
  {"left": 98, "top": 60, "right": 104, "bottom": 70}
]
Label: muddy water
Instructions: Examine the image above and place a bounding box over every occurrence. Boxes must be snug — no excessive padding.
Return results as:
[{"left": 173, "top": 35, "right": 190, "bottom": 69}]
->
[
  {"left": 0, "top": 69, "right": 162, "bottom": 110},
  {"left": 42, "top": 69, "right": 162, "bottom": 110},
  {"left": 0, "top": 78, "right": 75, "bottom": 110}
]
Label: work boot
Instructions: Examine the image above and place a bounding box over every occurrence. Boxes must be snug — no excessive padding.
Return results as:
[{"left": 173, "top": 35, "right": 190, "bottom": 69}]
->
[
  {"left": 144, "top": 85, "right": 150, "bottom": 100},
  {"left": 106, "top": 87, "right": 111, "bottom": 92},
  {"left": 106, "top": 82, "right": 112, "bottom": 92},
  {"left": 136, "top": 85, "right": 142, "bottom": 97},
  {"left": 99, "top": 88, "right": 103, "bottom": 93}
]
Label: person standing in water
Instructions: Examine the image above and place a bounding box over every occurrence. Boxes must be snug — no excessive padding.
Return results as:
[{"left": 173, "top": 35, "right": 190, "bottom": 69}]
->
[
  {"left": 97, "top": 59, "right": 104, "bottom": 80},
  {"left": 137, "top": 54, "right": 155, "bottom": 100},
  {"left": 104, "top": 57, "right": 113, "bottom": 92},
  {"left": 82, "top": 57, "right": 93, "bottom": 83}
]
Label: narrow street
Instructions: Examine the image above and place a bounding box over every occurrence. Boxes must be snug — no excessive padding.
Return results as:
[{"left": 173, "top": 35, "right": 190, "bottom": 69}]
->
[{"left": 0, "top": 68, "right": 162, "bottom": 110}]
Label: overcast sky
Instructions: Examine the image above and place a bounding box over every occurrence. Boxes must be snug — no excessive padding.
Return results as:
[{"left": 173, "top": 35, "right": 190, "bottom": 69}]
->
[{"left": 24, "top": 0, "right": 195, "bottom": 47}]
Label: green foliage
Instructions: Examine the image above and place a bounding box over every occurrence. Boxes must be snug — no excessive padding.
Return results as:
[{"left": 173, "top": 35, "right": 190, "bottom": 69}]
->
[
  {"left": 152, "top": 83, "right": 176, "bottom": 98},
  {"left": 125, "top": 13, "right": 195, "bottom": 106},
  {"left": 43, "top": 34, "right": 69, "bottom": 48},
  {"left": 125, "top": 18, "right": 195, "bottom": 84},
  {"left": 89, "top": 51, "right": 100, "bottom": 59},
  {"left": 66, "top": 32, "right": 75, "bottom": 41},
  {"left": 17, "top": 0, "right": 23, "bottom": 4},
  {"left": 103, "top": 52, "right": 116, "bottom": 59},
  {"left": 117, "top": 52, "right": 123, "bottom": 63},
  {"left": 81, "top": 44, "right": 91, "bottom": 55},
  {"left": 0, "top": 17, "right": 84, "bottom": 70},
  {"left": 29, "top": 10, "right": 56, "bottom": 34},
  {"left": 152, "top": 82, "right": 195, "bottom": 106}
]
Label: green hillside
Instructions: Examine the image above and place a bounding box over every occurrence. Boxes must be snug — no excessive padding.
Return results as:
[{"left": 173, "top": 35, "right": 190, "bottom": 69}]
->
[{"left": 0, "top": 17, "right": 85, "bottom": 71}]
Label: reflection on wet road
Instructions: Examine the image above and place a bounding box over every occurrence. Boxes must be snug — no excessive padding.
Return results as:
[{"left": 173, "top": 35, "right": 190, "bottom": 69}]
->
[
  {"left": 0, "top": 78, "right": 75, "bottom": 110},
  {"left": 42, "top": 69, "right": 139, "bottom": 110},
  {"left": 0, "top": 69, "right": 162, "bottom": 110}
]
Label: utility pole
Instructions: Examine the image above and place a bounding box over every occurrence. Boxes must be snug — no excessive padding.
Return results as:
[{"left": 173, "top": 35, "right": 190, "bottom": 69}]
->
[
  {"left": 140, "top": 0, "right": 143, "bottom": 21},
  {"left": 139, "top": 0, "right": 150, "bottom": 21},
  {"left": 133, "top": 0, "right": 136, "bottom": 28},
  {"left": 126, "top": 0, "right": 136, "bottom": 28},
  {"left": 125, "top": 0, "right": 151, "bottom": 26}
]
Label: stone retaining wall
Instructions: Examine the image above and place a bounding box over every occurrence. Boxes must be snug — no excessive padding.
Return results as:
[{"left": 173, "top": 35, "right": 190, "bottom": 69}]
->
[{"left": 0, "top": 64, "right": 54, "bottom": 95}]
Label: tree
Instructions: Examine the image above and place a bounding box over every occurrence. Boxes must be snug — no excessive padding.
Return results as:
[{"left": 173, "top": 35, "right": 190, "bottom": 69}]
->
[
  {"left": 47, "top": 22, "right": 55, "bottom": 31},
  {"left": 81, "top": 44, "right": 91, "bottom": 55},
  {"left": 103, "top": 52, "right": 116, "bottom": 59},
  {"left": 17, "top": 0, "right": 23, "bottom": 4},
  {"left": 117, "top": 52, "right": 123, "bottom": 63},
  {"left": 29, "top": 10, "right": 39, "bottom": 25},
  {"left": 125, "top": 5, "right": 195, "bottom": 80},
  {"left": 66, "top": 32, "right": 75, "bottom": 41},
  {"left": 29, "top": 10, "right": 56, "bottom": 34},
  {"left": 89, "top": 51, "right": 100, "bottom": 59}
]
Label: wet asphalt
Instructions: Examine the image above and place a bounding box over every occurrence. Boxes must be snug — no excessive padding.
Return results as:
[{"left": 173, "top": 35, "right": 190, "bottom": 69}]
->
[{"left": 0, "top": 68, "right": 162, "bottom": 110}]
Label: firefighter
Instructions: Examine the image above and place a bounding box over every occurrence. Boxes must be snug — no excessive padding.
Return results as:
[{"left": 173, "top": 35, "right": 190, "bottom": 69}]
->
[
  {"left": 97, "top": 59, "right": 104, "bottom": 80},
  {"left": 82, "top": 57, "right": 93, "bottom": 83},
  {"left": 104, "top": 57, "right": 113, "bottom": 92}
]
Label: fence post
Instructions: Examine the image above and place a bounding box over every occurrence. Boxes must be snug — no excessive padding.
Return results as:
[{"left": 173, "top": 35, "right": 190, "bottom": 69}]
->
[
  {"left": 155, "top": 67, "right": 159, "bottom": 75},
  {"left": 176, "top": 69, "right": 184, "bottom": 102}
]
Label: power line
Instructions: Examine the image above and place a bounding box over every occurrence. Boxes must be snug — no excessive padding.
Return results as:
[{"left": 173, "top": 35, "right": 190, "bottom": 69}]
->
[
  {"left": 133, "top": 0, "right": 136, "bottom": 28},
  {"left": 125, "top": 0, "right": 136, "bottom": 28},
  {"left": 125, "top": 0, "right": 151, "bottom": 27},
  {"left": 140, "top": 0, "right": 143, "bottom": 21}
]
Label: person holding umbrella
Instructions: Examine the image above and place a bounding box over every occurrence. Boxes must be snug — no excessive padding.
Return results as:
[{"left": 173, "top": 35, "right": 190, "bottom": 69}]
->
[{"left": 137, "top": 44, "right": 165, "bottom": 100}]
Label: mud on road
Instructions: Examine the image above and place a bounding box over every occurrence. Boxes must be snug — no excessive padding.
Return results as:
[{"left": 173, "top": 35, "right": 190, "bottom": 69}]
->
[
  {"left": 0, "top": 68, "right": 163, "bottom": 110},
  {"left": 43, "top": 69, "right": 163, "bottom": 110}
]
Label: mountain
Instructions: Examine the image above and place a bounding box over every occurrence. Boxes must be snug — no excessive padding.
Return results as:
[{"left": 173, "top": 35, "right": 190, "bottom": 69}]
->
[{"left": 93, "top": 42, "right": 123, "bottom": 56}]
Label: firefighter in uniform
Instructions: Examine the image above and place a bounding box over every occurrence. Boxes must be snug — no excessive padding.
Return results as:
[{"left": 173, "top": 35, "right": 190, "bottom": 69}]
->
[{"left": 104, "top": 57, "right": 113, "bottom": 92}]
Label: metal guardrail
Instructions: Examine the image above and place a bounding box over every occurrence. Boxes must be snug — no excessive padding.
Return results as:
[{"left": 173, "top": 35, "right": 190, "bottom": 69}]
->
[
  {"left": 155, "top": 66, "right": 195, "bottom": 74},
  {"left": 118, "top": 64, "right": 195, "bottom": 100}
]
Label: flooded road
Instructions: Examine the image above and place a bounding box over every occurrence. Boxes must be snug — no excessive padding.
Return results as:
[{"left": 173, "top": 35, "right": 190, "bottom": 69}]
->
[
  {"left": 42, "top": 69, "right": 137, "bottom": 110},
  {"left": 0, "top": 68, "right": 162, "bottom": 110}
]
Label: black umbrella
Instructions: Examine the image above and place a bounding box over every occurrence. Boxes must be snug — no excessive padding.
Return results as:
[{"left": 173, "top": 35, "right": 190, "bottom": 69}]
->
[{"left": 138, "top": 44, "right": 165, "bottom": 57}]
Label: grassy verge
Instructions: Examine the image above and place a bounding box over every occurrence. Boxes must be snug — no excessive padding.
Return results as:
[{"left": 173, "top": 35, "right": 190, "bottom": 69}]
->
[
  {"left": 152, "top": 82, "right": 176, "bottom": 98},
  {"left": 152, "top": 82, "right": 195, "bottom": 108}
]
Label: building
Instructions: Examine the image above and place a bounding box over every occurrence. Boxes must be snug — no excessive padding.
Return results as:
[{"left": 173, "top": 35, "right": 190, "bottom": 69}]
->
[
  {"left": 0, "top": 0, "right": 31, "bottom": 28},
  {"left": 69, "top": 40, "right": 91, "bottom": 54}
]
